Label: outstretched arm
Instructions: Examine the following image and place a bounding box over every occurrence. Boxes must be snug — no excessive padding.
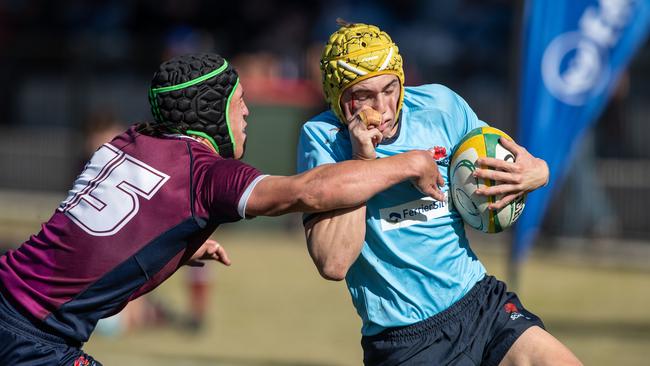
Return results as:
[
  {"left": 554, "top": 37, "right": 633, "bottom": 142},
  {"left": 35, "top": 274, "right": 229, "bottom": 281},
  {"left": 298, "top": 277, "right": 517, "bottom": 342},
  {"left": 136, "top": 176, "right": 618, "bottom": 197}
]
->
[
  {"left": 474, "top": 137, "right": 549, "bottom": 210},
  {"left": 245, "top": 149, "right": 444, "bottom": 217}
]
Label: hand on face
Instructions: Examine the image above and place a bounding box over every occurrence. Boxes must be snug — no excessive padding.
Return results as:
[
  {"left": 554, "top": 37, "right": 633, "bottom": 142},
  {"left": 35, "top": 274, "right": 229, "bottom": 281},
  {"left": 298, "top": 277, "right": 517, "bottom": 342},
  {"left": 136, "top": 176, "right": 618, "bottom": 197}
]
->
[
  {"left": 348, "top": 106, "right": 384, "bottom": 160},
  {"left": 341, "top": 75, "right": 401, "bottom": 160},
  {"left": 473, "top": 137, "right": 549, "bottom": 210}
]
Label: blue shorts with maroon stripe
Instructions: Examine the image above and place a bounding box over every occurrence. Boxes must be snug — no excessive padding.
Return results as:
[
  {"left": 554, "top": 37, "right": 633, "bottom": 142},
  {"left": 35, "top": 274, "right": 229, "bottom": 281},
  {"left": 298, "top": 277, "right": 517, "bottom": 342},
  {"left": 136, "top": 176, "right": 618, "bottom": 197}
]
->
[
  {"left": 0, "top": 292, "right": 102, "bottom": 366},
  {"left": 361, "top": 275, "right": 544, "bottom": 366}
]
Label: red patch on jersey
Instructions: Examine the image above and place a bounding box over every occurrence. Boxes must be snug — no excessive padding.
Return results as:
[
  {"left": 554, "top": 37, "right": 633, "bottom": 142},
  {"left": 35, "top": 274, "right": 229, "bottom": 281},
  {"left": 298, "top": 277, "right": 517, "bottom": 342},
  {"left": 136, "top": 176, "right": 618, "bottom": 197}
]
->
[
  {"left": 432, "top": 146, "right": 447, "bottom": 160},
  {"left": 74, "top": 356, "right": 90, "bottom": 366},
  {"left": 504, "top": 302, "right": 519, "bottom": 313}
]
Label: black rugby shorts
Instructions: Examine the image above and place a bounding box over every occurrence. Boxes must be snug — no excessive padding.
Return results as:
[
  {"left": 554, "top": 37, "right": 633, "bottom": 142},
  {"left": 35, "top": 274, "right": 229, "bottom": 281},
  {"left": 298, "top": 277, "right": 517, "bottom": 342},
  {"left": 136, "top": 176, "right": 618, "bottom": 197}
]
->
[{"left": 361, "top": 275, "right": 544, "bottom": 366}]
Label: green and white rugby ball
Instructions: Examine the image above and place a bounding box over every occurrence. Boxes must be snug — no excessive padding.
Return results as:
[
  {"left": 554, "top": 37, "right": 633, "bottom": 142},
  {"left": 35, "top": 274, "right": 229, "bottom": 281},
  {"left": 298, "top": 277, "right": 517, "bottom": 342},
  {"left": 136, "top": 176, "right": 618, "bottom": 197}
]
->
[{"left": 449, "top": 126, "right": 526, "bottom": 233}]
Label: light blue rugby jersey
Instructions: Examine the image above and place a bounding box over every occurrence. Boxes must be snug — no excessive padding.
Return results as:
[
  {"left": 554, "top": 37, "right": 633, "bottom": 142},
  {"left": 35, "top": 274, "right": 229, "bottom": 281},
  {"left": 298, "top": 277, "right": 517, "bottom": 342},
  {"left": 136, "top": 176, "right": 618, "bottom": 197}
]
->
[{"left": 297, "top": 84, "right": 488, "bottom": 336}]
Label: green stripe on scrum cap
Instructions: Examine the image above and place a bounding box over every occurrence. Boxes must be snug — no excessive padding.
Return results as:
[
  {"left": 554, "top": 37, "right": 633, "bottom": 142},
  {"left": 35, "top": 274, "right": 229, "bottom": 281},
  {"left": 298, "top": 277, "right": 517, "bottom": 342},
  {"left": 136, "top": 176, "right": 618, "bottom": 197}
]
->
[
  {"left": 149, "top": 59, "right": 236, "bottom": 156},
  {"left": 150, "top": 60, "right": 229, "bottom": 94},
  {"left": 186, "top": 130, "right": 220, "bottom": 154}
]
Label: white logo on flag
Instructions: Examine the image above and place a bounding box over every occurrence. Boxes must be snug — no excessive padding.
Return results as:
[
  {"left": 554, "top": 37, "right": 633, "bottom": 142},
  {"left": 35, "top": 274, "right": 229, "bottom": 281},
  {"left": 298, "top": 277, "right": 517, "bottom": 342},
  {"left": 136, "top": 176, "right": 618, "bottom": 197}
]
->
[{"left": 541, "top": 0, "right": 634, "bottom": 105}]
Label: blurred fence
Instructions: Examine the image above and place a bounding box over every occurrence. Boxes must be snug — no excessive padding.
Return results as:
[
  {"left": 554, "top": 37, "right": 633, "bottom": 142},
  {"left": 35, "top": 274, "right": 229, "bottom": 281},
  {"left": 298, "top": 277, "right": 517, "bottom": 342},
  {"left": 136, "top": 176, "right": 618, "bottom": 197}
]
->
[
  {"left": 2, "top": 115, "right": 650, "bottom": 241},
  {"left": 543, "top": 157, "right": 650, "bottom": 240},
  {"left": 0, "top": 127, "right": 80, "bottom": 191},
  {"left": 0, "top": 102, "right": 311, "bottom": 238},
  {"left": 0, "top": 45, "right": 649, "bottom": 242},
  {"left": 598, "top": 159, "right": 650, "bottom": 238}
]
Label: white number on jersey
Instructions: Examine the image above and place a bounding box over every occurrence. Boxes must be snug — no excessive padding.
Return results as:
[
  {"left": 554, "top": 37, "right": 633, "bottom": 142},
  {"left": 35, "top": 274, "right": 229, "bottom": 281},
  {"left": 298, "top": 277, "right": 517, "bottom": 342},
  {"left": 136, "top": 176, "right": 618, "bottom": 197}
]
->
[{"left": 59, "top": 144, "right": 170, "bottom": 236}]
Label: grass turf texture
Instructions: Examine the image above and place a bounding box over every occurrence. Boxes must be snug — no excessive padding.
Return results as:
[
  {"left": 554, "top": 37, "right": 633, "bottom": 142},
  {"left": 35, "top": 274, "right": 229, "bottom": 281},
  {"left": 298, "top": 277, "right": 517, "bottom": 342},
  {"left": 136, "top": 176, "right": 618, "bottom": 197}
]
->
[{"left": 82, "top": 229, "right": 650, "bottom": 366}]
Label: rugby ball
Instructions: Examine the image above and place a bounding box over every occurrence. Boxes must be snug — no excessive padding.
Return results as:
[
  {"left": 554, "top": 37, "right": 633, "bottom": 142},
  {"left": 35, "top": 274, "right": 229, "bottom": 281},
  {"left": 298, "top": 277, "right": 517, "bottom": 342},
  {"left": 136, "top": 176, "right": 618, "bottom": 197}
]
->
[{"left": 449, "top": 127, "right": 526, "bottom": 233}]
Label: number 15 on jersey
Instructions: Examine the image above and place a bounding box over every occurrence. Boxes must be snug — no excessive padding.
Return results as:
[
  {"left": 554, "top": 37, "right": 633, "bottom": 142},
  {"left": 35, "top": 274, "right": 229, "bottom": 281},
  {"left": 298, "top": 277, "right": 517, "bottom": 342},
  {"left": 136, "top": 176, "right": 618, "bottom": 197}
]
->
[{"left": 59, "top": 144, "right": 170, "bottom": 236}]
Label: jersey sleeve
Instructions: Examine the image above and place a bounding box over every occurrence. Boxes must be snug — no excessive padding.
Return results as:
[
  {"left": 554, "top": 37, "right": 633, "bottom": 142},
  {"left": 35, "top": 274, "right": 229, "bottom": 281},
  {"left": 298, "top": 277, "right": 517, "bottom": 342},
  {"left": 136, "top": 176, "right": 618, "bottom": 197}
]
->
[
  {"left": 452, "top": 91, "right": 488, "bottom": 137},
  {"left": 296, "top": 122, "right": 342, "bottom": 225},
  {"left": 296, "top": 123, "right": 340, "bottom": 173},
  {"left": 410, "top": 84, "right": 488, "bottom": 144},
  {"left": 200, "top": 159, "right": 263, "bottom": 221}
]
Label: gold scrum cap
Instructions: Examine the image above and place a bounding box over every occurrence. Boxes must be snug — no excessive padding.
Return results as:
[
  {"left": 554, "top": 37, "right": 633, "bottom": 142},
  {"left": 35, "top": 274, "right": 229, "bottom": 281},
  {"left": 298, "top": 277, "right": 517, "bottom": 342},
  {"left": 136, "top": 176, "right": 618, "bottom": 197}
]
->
[{"left": 320, "top": 21, "right": 405, "bottom": 124}]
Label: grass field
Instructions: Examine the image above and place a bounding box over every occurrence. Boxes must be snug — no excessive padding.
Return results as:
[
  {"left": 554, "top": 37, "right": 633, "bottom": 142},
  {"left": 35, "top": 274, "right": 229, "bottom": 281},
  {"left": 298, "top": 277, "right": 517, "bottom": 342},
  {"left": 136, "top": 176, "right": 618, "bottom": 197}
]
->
[{"left": 81, "top": 229, "right": 650, "bottom": 366}]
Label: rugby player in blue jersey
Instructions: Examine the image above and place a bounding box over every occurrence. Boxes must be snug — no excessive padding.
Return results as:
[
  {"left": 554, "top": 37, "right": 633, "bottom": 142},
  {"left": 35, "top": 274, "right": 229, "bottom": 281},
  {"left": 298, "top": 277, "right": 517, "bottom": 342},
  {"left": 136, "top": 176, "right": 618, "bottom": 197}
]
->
[
  {"left": 0, "top": 53, "right": 445, "bottom": 365},
  {"left": 297, "top": 21, "right": 582, "bottom": 366}
]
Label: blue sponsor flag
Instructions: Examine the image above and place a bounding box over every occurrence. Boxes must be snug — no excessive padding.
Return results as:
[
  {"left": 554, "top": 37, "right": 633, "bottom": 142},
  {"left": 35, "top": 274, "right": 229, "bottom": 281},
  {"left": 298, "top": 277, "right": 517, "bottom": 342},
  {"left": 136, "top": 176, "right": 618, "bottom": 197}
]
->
[{"left": 514, "top": 0, "right": 650, "bottom": 262}]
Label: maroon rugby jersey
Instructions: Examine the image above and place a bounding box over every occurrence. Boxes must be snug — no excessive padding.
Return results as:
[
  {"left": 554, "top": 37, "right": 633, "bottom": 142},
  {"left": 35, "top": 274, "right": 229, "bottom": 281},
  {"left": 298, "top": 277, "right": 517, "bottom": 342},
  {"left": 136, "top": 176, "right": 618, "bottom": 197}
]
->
[{"left": 0, "top": 126, "right": 262, "bottom": 342}]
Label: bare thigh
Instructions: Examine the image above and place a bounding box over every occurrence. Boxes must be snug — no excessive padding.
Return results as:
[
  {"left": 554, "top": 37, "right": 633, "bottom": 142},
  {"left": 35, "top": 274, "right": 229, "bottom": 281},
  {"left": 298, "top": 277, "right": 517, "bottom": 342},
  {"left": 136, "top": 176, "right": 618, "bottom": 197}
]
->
[{"left": 499, "top": 326, "right": 583, "bottom": 366}]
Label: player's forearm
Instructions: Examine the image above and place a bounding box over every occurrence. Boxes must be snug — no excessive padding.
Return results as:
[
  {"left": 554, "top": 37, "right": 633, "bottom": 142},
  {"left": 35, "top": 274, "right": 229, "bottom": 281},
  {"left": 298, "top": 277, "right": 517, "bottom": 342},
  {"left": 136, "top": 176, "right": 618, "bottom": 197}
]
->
[
  {"left": 298, "top": 150, "right": 428, "bottom": 212},
  {"left": 245, "top": 150, "right": 433, "bottom": 217},
  {"left": 306, "top": 206, "right": 366, "bottom": 281}
]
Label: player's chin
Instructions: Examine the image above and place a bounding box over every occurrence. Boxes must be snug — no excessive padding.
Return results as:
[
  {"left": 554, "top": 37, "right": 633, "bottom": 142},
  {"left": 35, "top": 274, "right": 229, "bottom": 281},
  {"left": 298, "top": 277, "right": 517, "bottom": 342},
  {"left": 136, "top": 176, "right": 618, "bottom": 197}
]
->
[
  {"left": 379, "top": 122, "right": 395, "bottom": 136},
  {"left": 238, "top": 138, "right": 248, "bottom": 159}
]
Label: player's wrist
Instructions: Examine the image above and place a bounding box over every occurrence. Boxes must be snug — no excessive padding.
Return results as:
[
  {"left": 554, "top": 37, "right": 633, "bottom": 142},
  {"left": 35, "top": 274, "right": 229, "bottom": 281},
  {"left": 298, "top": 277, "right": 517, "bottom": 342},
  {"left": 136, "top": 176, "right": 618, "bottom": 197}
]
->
[
  {"left": 406, "top": 150, "right": 431, "bottom": 179},
  {"left": 539, "top": 158, "right": 550, "bottom": 187},
  {"left": 351, "top": 143, "right": 376, "bottom": 160},
  {"left": 352, "top": 151, "right": 376, "bottom": 160}
]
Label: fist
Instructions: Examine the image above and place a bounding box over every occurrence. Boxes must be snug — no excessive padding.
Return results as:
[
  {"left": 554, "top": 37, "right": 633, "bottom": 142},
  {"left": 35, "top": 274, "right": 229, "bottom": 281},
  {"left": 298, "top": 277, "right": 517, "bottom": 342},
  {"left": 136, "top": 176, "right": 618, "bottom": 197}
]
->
[{"left": 357, "top": 108, "right": 381, "bottom": 128}]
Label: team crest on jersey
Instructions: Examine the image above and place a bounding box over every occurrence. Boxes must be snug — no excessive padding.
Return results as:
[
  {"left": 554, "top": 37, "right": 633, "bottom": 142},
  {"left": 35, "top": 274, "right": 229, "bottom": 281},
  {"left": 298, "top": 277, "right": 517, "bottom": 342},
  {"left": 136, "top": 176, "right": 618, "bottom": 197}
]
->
[
  {"left": 504, "top": 302, "right": 530, "bottom": 321},
  {"left": 430, "top": 146, "right": 449, "bottom": 166},
  {"left": 74, "top": 355, "right": 96, "bottom": 366}
]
